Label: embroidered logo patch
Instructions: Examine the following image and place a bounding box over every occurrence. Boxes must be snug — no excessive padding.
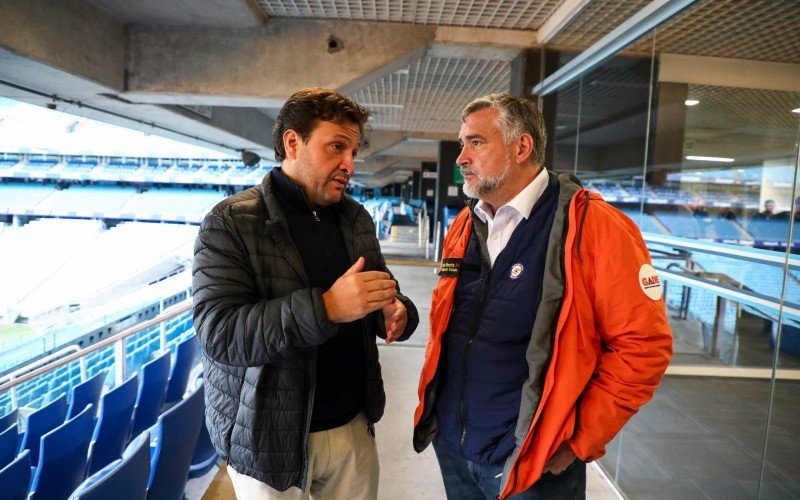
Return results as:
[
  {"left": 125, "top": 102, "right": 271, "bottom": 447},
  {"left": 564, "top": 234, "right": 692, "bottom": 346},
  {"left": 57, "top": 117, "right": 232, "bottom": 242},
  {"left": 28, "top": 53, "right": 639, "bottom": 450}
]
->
[
  {"left": 438, "top": 258, "right": 463, "bottom": 277},
  {"left": 638, "top": 264, "right": 663, "bottom": 301},
  {"left": 509, "top": 263, "right": 524, "bottom": 280}
]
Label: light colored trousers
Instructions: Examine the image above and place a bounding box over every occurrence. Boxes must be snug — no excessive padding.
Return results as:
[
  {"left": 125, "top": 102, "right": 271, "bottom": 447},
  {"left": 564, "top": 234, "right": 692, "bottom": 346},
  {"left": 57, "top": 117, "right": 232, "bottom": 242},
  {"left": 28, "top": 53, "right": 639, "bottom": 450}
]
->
[{"left": 227, "top": 413, "right": 379, "bottom": 500}]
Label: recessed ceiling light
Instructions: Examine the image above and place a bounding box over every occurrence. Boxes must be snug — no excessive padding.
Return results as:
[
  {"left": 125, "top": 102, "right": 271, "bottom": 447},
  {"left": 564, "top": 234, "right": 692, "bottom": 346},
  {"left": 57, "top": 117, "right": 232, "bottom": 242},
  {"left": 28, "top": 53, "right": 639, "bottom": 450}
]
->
[
  {"left": 792, "top": 107, "right": 800, "bottom": 114},
  {"left": 685, "top": 99, "right": 700, "bottom": 106},
  {"left": 685, "top": 155, "right": 734, "bottom": 163}
]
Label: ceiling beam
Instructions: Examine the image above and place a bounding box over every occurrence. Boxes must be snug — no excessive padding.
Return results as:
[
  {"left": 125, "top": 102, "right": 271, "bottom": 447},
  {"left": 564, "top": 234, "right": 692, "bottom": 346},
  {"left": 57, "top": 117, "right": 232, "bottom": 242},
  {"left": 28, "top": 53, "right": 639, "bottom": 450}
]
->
[
  {"left": 535, "top": 0, "right": 593, "bottom": 44},
  {"left": 125, "top": 20, "right": 436, "bottom": 105}
]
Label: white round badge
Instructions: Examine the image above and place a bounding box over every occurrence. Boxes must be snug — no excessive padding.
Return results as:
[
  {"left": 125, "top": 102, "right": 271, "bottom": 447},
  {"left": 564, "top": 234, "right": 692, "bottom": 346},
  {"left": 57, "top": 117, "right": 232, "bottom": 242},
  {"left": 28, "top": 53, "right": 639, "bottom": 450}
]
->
[
  {"left": 509, "top": 263, "right": 524, "bottom": 280},
  {"left": 638, "top": 264, "right": 663, "bottom": 301}
]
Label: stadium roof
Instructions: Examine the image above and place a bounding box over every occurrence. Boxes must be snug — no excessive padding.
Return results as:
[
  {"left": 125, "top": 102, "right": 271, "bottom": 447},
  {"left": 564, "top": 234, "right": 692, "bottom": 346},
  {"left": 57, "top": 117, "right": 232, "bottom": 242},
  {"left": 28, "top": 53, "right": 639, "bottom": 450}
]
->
[{"left": 0, "top": 97, "right": 234, "bottom": 159}]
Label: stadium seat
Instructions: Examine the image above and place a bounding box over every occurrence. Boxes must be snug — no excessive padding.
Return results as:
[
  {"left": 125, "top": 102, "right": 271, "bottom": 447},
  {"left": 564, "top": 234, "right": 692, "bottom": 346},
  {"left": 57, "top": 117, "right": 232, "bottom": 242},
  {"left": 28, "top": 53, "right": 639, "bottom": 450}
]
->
[
  {"left": 130, "top": 352, "right": 170, "bottom": 438},
  {"left": 163, "top": 334, "right": 198, "bottom": 407},
  {"left": 19, "top": 393, "right": 68, "bottom": 467},
  {"left": 0, "top": 407, "right": 17, "bottom": 432},
  {"left": 187, "top": 374, "right": 217, "bottom": 479},
  {"left": 69, "top": 431, "right": 150, "bottom": 500},
  {"left": 68, "top": 371, "right": 106, "bottom": 420},
  {"left": 29, "top": 403, "right": 94, "bottom": 500},
  {"left": 87, "top": 374, "right": 138, "bottom": 476},
  {"left": 0, "top": 449, "right": 31, "bottom": 500},
  {"left": 0, "top": 423, "right": 19, "bottom": 470},
  {"left": 147, "top": 383, "right": 205, "bottom": 500}
]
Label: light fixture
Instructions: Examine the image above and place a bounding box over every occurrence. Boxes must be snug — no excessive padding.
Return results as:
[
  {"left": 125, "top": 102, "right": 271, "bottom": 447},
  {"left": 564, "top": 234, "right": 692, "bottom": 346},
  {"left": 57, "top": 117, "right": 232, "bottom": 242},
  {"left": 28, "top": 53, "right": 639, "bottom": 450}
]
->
[
  {"left": 792, "top": 108, "right": 800, "bottom": 114},
  {"left": 685, "top": 99, "right": 700, "bottom": 106},
  {"left": 685, "top": 155, "right": 734, "bottom": 163}
]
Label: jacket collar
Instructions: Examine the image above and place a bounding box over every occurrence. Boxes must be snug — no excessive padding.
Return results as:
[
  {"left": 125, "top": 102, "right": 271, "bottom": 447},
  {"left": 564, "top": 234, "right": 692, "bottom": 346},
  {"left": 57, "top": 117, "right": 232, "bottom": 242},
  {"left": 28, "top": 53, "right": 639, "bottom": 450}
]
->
[{"left": 260, "top": 169, "right": 363, "bottom": 225}]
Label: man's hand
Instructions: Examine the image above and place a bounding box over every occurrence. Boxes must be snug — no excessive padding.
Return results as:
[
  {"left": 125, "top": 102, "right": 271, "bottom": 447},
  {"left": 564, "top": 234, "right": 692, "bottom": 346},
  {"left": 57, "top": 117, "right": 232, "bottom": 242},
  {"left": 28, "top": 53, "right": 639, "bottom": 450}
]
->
[
  {"left": 542, "top": 442, "right": 577, "bottom": 475},
  {"left": 322, "top": 257, "right": 397, "bottom": 323},
  {"left": 382, "top": 298, "right": 407, "bottom": 344}
]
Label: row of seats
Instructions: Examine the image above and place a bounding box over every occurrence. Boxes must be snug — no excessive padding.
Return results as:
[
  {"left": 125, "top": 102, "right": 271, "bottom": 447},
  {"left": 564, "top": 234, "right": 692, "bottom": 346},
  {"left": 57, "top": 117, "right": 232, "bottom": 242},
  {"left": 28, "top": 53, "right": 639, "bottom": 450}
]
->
[
  {"left": 0, "top": 184, "right": 224, "bottom": 222},
  {"left": 0, "top": 219, "right": 197, "bottom": 322},
  {"left": 0, "top": 333, "right": 213, "bottom": 499},
  {"left": 618, "top": 208, "right": 800, "bottom": 244},
  {"left": 0, "top": 159, "right": 271, "bottom": 183},
  {"left": 0, "top": 313, "right": 192, "bottom": 411}
]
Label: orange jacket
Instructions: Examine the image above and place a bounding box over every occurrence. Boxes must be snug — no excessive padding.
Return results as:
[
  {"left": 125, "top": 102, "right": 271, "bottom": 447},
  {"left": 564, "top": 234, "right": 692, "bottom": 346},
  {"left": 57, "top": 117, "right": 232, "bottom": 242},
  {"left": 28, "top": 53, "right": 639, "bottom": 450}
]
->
[{"left": 413, "top": 175, "right": 673, "bottom": 498}]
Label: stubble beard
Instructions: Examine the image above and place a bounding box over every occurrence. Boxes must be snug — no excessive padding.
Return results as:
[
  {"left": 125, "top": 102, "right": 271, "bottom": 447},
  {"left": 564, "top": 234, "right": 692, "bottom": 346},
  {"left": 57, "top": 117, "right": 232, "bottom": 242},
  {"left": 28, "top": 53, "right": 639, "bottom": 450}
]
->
[{"left": 461, "top": 160, "right": 512, "bottom": 200}]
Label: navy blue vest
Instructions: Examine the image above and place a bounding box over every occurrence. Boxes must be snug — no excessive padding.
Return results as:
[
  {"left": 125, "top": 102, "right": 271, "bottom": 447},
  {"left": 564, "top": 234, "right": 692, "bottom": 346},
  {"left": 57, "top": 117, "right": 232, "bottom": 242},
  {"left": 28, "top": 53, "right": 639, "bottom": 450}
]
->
[{"left": 436, "top": 178, "right": 559, "bottom": 465}]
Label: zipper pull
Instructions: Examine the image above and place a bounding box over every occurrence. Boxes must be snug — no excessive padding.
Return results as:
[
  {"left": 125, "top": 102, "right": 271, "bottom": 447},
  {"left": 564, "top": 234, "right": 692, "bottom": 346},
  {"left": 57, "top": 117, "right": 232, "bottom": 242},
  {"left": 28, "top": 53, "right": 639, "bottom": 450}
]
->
[
  {"left": 312, "top": 210, "right": 320, "bottom": 222},
  {"left": 367, "top": 422, "right": 375, "bottom": 438}
]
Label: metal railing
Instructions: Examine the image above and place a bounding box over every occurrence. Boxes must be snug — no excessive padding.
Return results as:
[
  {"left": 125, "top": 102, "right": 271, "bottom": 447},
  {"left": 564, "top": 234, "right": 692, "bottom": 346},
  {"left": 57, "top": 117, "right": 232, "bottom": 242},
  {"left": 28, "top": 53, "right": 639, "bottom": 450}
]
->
[{"left": 0, "top": 300, "right": 192, "bottom": 404}]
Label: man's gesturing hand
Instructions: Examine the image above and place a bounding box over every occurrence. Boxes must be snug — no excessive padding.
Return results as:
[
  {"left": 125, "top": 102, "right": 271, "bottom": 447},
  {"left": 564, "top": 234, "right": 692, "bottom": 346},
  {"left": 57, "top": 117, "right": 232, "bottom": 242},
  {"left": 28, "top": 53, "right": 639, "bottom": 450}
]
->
[
  {"left": 323, "top": 257, "right": 398, "bottom": 324},
  {"left": 382, "top": 298, "right": 408, "bottom": 344}
]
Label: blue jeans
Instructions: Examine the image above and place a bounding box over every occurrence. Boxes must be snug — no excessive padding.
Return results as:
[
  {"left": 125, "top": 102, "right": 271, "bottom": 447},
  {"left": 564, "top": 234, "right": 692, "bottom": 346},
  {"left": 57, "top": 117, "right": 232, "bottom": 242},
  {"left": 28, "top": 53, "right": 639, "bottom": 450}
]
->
[{"left": 433, "top": 435, "right": 586, "bottom": 499}]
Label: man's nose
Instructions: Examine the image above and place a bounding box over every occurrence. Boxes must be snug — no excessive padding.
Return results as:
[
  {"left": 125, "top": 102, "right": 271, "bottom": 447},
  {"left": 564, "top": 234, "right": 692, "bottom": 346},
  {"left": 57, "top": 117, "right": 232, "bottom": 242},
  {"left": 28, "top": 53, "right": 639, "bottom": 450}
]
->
[
  {"left": 456, "top": 149, "right": 468, "bottom": 167},
  {"left": 340, "top": 154, "right": 355, "bottom": 175}
]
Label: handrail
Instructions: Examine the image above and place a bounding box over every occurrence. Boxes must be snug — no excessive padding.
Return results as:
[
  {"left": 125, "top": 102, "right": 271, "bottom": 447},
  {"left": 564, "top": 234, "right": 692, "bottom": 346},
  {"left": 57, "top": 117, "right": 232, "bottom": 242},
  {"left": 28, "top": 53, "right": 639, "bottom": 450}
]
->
[
  {"left": 0, "top": 345, "right": 80, "bottom": 385},
  {"left": 658, "top": 267, "right": 800, "bottom": 319},
  {"left": 0, "top": 299, "right": 192, "bottom": 393},
  {"left": 644, "top": 233, "right": 800, "bottom": 270}
]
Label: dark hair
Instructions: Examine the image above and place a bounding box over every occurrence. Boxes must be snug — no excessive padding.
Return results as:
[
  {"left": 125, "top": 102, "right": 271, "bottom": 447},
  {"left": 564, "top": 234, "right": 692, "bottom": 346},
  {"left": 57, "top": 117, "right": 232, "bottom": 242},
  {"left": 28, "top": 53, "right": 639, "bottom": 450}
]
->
[
  {"left": 462, "top": 93, "right": 547, "bottom": 167},
  {"left": 273, "top": 87, "right": 371, "bottom": 162}
]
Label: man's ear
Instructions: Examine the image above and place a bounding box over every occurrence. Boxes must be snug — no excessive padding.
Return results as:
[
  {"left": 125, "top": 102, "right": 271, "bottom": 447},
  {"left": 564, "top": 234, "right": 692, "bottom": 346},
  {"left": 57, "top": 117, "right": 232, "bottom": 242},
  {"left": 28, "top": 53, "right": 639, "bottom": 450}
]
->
[
  {"left": 283, "top": 129, "right": 301, "bottom": 160},
  {"left": 516, "top": 133, "right": 534, "bottom": 164}
]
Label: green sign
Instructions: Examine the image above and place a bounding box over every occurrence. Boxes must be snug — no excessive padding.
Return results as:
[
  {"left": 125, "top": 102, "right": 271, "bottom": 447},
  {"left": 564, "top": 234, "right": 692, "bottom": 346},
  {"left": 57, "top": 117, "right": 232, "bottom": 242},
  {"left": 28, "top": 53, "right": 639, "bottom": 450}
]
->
[{"left": 452, "top": 163, "right": 464, "bottom": 185}]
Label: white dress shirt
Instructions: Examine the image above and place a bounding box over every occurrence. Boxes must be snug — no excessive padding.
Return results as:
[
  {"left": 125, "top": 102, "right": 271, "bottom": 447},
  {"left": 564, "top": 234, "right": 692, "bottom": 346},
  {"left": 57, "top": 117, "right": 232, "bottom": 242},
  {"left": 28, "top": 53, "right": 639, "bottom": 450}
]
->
[{"left": 473, "top": 167, "right": 548, "bottom": 267}]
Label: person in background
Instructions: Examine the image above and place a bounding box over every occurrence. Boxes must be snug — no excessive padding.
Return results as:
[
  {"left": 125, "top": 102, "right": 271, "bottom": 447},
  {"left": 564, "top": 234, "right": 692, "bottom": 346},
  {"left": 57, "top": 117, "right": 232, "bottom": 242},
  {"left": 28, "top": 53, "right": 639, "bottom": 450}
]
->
[
  {"left": 753, "top": 199, "right": 776, "bottom": 219},
  {"left": 414, "top": 93, "right": 673, "bottom": 499},
  {"left": 193, "top": 87, "right": 419, "bottom": 499}
]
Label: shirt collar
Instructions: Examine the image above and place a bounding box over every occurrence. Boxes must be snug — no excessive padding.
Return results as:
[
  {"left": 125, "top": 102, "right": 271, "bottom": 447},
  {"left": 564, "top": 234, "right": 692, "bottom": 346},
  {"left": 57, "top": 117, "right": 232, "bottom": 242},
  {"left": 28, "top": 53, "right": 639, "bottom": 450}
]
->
[{"left": 473, "top": 167, "right": 548, "bottom": 223}]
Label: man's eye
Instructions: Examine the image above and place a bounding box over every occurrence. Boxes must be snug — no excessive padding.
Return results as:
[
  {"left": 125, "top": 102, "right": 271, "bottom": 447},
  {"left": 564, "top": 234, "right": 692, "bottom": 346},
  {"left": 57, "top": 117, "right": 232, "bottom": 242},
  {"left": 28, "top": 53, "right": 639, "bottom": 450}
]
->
[{"left": 331, "top": 143, "right": 342, "bottom": 151}]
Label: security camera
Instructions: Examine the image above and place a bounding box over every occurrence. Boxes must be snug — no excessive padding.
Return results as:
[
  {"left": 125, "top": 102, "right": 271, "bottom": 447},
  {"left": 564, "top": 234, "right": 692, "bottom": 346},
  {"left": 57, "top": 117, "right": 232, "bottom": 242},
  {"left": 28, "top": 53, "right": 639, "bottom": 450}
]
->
[{"left": 241, "top": 150, "right": 261, "bottom": 167}]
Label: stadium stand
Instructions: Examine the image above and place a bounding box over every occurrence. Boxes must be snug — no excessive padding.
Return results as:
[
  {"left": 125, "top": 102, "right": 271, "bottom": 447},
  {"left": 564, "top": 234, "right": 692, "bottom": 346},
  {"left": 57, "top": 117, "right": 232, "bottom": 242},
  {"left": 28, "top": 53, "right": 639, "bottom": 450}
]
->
[
  {"left": 116, "top": 188, "right": 223, "bottom": 221},
  {"left": 0, "top": 184, "right": 59, "bottom": 214},
  {"left": 34, "top": 185, "right": 137, "bottom": 216},
  {"left": 0, "top": 220, "right": 196, "bottom": 322}
]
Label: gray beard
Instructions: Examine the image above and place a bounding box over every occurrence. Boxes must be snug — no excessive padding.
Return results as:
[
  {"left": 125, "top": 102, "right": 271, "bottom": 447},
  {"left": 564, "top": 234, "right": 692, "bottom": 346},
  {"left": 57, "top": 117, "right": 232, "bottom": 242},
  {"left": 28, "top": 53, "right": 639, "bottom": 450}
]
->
[{"left": 461, "top": 163, "right": 510, "bottom": 199}]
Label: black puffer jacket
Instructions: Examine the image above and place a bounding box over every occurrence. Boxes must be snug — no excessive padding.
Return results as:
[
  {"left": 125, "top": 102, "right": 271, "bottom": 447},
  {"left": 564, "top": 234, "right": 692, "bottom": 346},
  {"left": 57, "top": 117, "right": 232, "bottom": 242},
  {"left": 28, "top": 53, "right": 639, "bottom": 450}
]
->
[{"left": 192, "top": 172, "right": 418, "bottom": 490}]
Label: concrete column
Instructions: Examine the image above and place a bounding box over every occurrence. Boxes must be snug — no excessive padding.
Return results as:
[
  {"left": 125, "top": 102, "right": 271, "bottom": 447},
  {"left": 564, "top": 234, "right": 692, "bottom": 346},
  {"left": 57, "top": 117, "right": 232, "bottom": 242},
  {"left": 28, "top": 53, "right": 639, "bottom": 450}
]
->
[
  {"left": 511, "top": 48, "right": 560, "bottom": 170},
  {"left": 411, "top": 170, "right": 422, "bottom": 200},
  {"left": 652, "top": 82, "right": 689, "bottom": 173},
  {"left": 434, "top": 141, "right": 465, "bottom": 240}
]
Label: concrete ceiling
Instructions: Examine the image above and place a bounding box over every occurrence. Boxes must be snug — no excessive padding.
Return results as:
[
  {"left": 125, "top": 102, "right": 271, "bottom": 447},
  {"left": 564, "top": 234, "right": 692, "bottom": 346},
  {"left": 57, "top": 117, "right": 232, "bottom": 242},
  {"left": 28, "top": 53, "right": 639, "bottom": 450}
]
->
[{"left": 1, "top": 0, "right": 798, "bottom": 187}]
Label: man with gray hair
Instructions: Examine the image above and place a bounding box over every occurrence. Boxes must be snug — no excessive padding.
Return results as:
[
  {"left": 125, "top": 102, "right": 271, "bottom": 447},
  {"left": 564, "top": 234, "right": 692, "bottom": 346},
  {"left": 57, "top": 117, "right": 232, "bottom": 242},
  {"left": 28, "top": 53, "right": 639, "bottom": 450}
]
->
[{"left": 414, "top": 93, "right": 672, "bottom": 499}]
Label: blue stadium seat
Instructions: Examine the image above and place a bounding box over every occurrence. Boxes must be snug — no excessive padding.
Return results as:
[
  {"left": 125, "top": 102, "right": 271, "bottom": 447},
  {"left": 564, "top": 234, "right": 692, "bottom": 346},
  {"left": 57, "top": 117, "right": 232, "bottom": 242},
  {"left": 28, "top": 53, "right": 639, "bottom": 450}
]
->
[
  {"left": 88, "top": 374, "right": 138, "bottom": 476},
  {"left": 68, "top": 371, "right": 106, "bottom": 420},
  {"left": 130, "top": 352, "right": 170, "bottom": 438},
  {"left": 0, "top": 449, "right": 31, "bottom": 500},
  {"left": 0, "top": 407, "right": 17, "bottom": 432},
  {"left": 19, "top": 393, "right": 68, "bottom": 467},
  {"left": 164, "top": 334, "right": 198, "bottom": 407},
  {"left": 29, "top": 403, "right": 94, "bottom": 500},
  {"left": 188, "top": 375, "right": 217, "bottom": 479},
  {"left": 147, "top": 383, "right": 205, "bottom": 500},
  {"left": 70, "top": 431, "right": 151, "bottom": 500},
  {"left": 0, "top": 423, "right": 19, "bottom": 470}
]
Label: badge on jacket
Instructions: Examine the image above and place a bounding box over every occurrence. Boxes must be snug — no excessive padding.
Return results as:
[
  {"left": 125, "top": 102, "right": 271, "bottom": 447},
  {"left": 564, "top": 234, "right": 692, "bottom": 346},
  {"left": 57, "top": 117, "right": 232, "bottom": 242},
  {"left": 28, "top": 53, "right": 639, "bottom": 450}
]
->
[{"left": 439, "top": 258, "right": 463, "bottom": 277}]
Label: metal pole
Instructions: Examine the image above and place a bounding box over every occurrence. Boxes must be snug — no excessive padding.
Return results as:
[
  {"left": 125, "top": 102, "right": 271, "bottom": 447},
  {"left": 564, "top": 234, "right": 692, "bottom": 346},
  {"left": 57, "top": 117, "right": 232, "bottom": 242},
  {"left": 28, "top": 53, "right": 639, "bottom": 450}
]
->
[
  {"left": 711, "top": 296, "right": 726, "bottom": 358},
  {"left": 159, "top": 298, "right": 167, "bottom": 353},
  {"left": 434, "top": 221, "right": 442, "bottom": 262},
  {"left": 425, "top": 216, "right": 431, "bottom": 259},
  {"left": 114, "top": 339, "right": 126, "bottom": 386},
  {"left": 418, "top": 213, "right": 424, "bottom": 247}
]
